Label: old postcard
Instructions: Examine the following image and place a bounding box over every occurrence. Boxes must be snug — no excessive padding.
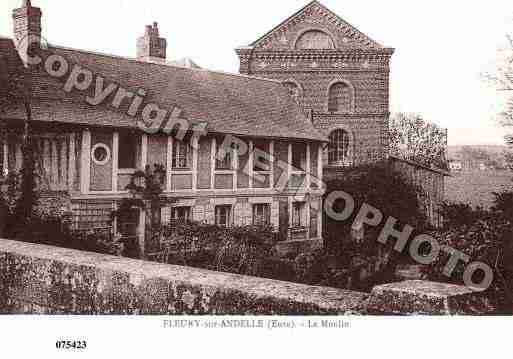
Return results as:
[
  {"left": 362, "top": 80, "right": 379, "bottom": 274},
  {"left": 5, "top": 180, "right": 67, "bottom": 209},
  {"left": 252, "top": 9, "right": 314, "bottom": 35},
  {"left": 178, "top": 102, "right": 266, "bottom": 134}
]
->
[{"left": 0, "top": 0, "right": 512, "bottom": 357}]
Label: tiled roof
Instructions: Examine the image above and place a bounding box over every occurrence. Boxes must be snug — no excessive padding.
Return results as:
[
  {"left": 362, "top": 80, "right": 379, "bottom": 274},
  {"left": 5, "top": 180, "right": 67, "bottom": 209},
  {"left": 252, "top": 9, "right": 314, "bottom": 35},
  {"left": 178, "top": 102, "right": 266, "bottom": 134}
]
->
[{"left": 0, "top": 37, "right": 326, "bottom": 142}]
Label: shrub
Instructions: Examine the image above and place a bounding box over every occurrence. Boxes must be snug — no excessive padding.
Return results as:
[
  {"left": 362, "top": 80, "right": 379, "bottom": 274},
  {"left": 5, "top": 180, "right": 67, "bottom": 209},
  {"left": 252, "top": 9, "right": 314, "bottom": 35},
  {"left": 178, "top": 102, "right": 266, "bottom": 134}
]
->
[
  {"left": 492, "top": 190, "right": 513, "bottom": 221},
  {"left": 439, "top": 201, "right": 488, "bottom": 228},
  {"left": 322, "top": 162, "right": 426, "bottom": 290},
  {"left": 425, "top": 192, "right": 513, "bottom": 313},
  {"left": 152, "top": 222, "right": 280, "bottom": 277},
  {"left": 213, "top": 225, "right": 277, "bottom": 277}
]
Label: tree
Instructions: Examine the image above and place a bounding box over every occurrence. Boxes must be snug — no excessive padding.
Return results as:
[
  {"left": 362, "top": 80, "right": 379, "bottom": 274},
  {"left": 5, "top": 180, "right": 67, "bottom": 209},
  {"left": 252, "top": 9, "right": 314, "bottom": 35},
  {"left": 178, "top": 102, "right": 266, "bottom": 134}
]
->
[
  {"left": 112, "top": 164, "right": 174, "bottom": 257},
  {"left": 389, "top": 112, "right": 448, "bottom": 170},
  {"left": 484, "top": 29, "right": 513, "bottom": 170},
  {"left": 504, "top": 150, "right": 513, "bottom": 171},
  {"left": 0, "top": 55, "right": 38, "bottom": 239}
]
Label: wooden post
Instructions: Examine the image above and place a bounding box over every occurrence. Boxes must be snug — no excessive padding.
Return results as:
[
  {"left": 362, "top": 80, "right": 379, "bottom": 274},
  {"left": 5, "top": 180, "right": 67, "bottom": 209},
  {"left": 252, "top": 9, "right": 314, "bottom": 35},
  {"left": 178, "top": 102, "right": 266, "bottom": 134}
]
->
[
  {"left": 51, "top": 139, "right": 59, "bottom": 190},
  {"left": 269, "top": 141, "right": 274, "bottom": 189},
  {"left": 166, "top": 136, "right": 173, "bottom": 192},
  {"left": 60, "top": 138, "right": 68, "bottom": 191},
  {"left": 141, "top": 134, "right": 148, "bottom": 170},
  {"left": 1, "top": 140, "right": 7, "bottom": 177},
  {"left": 68, "top": 133, "right": 76, "bottom": 192},
  {"left": 192, "top": 136, "right": 198, "bottom": 191},
  {"left": 287, "top": 143, "right": 292, "bottom": 190},
  {"left": 233, "top": 146, "right": 238, "bottom": 191},
  {"left": 210, "top": 138, "right": 216, "bottom": 189},
  {"left": 112, "top": 132, "right": 119, "bottom": 192},
  {"left": 138, "top": 208, "right": 146, "bottom": 259},
  {"left": 15, "top": 143, "right": 22, "bottom": 172},
  {"left": 80, "top": 129, "right": 91, "bottom": 194},
  {"left": 317, "top": 144, "right": 323, "bottom": 189},
  {"left": 42, "top": 138, "right": 51, "bottom": 190},
  {"left": 306, "top": 143, "right": 311, "bottom": 189},
  {"left": 248, "top": 140, "right": 254, "bottom": 189}
]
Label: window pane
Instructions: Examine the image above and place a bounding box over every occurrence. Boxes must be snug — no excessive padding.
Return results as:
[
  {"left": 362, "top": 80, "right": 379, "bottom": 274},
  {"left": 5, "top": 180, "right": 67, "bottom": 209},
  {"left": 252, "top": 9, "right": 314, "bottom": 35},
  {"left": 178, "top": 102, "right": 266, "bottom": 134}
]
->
[
  {"left": 119, "top": 133, "right": 138, "bottom": 169},
  {"left": 171, "top": 206, "right": 191, "bottom": 222},
  {"left": 292, "top": 144, "right": 306, "bottom": 170},
  {"left": 253, "top": 140, "right": 271, "bottom": 172},
  {"left": 172, "top": 140, "right": 190, "bottom": 169},
  {"left": 215, "top": 205, "right": 232, "bottom": 227},
  {"left": 328, "top": 129, "right": 350, "bottom": 165},
  {"left": 253, "top": 203, "right": 270, "bottom": 225},
  {"left": 216, "top": 141, "right": 232, "bottom": 170},
  {"left": 328, "top": 82, "right": 352, "bottom": 113},
  {"left": 292, "top": 202, "right": 303, "bottom": 227}
]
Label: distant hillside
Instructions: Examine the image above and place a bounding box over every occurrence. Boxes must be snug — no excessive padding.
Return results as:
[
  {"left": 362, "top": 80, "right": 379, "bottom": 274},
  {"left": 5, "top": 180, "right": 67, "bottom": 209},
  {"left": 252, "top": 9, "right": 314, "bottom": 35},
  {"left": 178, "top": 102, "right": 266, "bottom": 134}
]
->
[
  {"left": 447, "top": 145, "right": 508, "bottom": 159},
  {"left": 447, "top": 145, "right": 509, "bottom": 170}
]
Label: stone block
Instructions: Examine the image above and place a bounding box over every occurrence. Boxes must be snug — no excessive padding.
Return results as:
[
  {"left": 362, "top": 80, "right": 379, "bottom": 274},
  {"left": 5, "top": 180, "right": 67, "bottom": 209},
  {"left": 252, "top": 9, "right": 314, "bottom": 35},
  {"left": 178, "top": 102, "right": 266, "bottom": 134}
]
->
[{"left": 367, "top": 280, "right": 493, "bottom": 315}]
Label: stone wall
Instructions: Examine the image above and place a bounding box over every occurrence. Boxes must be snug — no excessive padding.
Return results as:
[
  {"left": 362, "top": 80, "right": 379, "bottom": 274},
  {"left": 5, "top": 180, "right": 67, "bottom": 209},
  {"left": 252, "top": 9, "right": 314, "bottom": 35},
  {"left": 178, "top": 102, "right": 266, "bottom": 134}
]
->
[
  {"left": 0, "top": 239, "right": 490, "bottom": 315},
  {"left": 0, "top": 239, "right": 368, "bottom": 315}
]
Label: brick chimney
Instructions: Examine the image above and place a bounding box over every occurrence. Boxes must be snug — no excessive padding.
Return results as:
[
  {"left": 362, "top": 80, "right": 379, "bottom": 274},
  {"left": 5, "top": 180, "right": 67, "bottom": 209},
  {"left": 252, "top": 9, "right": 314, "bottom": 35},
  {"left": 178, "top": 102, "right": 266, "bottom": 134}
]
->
[
  {"left": 12, "top": 0, "right": 42, "bottom": 65},
  {"left": 137, "top": 22, "right": 167, "bottom": 61}
]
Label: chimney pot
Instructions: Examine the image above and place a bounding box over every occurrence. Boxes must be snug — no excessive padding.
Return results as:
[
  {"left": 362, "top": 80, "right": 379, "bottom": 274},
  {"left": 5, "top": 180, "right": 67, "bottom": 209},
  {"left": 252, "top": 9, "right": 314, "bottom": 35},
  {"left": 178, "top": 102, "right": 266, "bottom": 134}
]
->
[
  {"left": 13, "top": 0, "right": 42, "bottom": 65},
  {"left": 137, "top": 22, "right": 167, "bottom": 61}
]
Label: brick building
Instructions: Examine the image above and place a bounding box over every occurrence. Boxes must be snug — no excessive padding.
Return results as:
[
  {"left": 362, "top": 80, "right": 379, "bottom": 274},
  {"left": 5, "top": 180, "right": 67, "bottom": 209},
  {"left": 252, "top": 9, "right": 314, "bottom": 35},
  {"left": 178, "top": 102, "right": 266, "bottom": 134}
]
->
[
  {"left": 237, "top": 1, "right": 395, "bottom": 178},
  {"left": 237, "top": 1, "right": 448, "bottom": 226}
]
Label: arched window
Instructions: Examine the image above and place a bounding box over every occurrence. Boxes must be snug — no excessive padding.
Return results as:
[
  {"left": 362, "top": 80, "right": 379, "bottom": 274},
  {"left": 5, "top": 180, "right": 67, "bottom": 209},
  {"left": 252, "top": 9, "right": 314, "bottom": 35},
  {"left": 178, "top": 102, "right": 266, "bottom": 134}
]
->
[
  {"left": 328, "top": 82, "right": 352, "bottom": 113},
  {"left": 295, "top": 30, "right": 335, "bottom": 50},
  {"left": 283, "top": 81, "right": 300, "bottom": 103},
  {"left": 328, "top": 129, "right": 350, "bottom": 166}
]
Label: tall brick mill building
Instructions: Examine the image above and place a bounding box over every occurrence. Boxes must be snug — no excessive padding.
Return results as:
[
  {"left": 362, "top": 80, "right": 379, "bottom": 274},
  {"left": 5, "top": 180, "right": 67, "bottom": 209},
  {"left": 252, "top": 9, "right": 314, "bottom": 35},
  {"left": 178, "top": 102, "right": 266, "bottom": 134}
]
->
[
  {"left": 238, "top": 1, "right": 448, "bottom": 226},
  {"left": 237, "top": 1, "right": 395, "bottom": 179}
]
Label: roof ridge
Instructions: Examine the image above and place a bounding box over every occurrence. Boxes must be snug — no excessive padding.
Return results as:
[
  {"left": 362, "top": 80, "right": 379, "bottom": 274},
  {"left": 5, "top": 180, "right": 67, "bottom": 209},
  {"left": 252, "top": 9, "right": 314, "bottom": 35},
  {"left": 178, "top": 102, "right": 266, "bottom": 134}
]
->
[
  {"left": 312, "top": 1, "right": 383, "bottom": 48},
  {"left": 249, "top": 1, "right": 317, "bottom": 47},
  {"left": 49, "top": 43, "right": 284, "bottom": 85}
]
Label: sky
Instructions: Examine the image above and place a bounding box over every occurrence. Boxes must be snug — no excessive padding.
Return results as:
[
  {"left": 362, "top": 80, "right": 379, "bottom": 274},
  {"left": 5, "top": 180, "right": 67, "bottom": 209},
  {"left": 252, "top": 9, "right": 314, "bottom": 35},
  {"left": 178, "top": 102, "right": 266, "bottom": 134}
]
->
[{"left": 1, "top": 0, "right": 512, "bottom": 146}]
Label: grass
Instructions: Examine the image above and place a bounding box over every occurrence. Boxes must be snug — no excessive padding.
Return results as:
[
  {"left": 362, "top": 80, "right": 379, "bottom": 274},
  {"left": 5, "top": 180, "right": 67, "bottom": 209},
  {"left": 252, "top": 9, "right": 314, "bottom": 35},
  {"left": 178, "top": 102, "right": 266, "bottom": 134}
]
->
[{"left": 445, "top": 170, "right": 513, "bottom": 208}]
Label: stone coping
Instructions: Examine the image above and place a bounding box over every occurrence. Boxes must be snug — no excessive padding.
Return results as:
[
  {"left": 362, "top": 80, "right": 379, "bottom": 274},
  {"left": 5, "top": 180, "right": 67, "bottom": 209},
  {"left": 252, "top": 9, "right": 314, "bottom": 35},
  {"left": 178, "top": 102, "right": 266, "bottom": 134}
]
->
[{"left": 0, "top": 239, "right": 368, "bottom": 315}]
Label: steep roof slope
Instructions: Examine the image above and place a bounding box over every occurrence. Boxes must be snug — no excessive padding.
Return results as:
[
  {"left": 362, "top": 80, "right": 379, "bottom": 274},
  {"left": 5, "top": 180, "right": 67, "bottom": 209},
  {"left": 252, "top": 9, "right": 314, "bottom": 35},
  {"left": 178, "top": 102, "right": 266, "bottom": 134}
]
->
[{"left": 0, "top": 38, "right": 326, "bottom": 142}]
